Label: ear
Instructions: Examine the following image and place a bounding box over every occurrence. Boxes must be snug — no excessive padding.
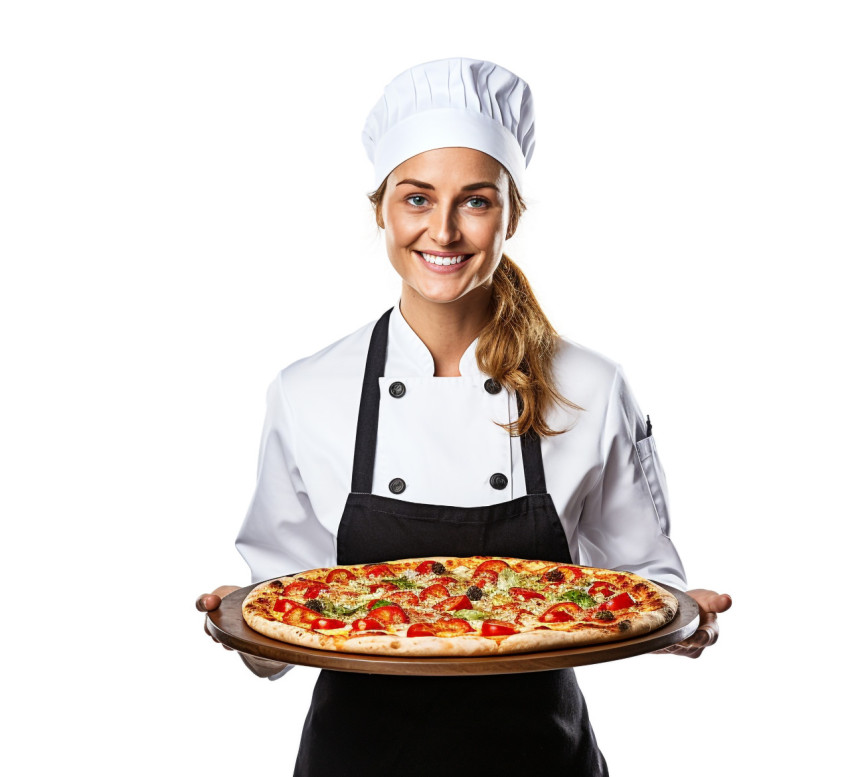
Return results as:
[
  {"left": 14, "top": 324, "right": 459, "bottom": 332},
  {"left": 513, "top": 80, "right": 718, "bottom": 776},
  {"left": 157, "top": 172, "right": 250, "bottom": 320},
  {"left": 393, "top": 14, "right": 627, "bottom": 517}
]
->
[{"left": 376, "top": 209, "right": 385, "bottom": 229}]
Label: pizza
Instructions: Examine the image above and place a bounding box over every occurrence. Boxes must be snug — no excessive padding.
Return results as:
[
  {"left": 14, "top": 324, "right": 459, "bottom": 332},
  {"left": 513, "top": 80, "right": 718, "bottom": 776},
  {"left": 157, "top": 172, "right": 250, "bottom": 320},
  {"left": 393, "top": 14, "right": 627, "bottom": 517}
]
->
[{"left": 241, "top": 556, "right": 678, "bottom": 657}]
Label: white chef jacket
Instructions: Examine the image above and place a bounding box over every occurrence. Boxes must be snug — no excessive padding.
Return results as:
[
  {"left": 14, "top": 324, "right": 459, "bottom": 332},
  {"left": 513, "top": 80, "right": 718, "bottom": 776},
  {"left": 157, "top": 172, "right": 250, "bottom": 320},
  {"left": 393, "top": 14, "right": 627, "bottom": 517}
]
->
[{"left": 236, "top": 305, "right": 687, "bottom": 592}]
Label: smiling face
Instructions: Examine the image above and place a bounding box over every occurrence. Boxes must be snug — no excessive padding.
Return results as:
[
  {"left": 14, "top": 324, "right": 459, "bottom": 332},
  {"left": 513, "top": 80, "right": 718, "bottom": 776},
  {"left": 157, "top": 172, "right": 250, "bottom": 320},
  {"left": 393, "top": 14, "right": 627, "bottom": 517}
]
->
[{"left": 380, "top": 147, "right": 511, "bottom": 308}]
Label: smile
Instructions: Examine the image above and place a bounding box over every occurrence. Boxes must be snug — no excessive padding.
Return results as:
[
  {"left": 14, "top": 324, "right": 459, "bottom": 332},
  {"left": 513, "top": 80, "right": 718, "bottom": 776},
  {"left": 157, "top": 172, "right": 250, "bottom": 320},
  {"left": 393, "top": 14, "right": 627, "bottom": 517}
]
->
[{"left": 416, "top": 251, "right": 472, "bottom": 267}]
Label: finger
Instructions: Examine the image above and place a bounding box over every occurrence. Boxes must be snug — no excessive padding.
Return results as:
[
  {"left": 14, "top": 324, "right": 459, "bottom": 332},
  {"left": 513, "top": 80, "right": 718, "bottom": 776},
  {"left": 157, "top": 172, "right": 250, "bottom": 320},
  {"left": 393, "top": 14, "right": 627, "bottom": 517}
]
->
[
  {"left": 195, "top": 593, "right": 222, "bottom": 612},
  {"left": 674, "top": 624, "right": 719, "bottom": 652},
  {"left": 705, "top": 593, "right": 733, "bottom": 614},
  {"left": 696, "top": 612, "right": 719, "bottom": 647},
  {"left": 689, "top": 589, "right": 733, "bottom": 614},
  {"left": 686, "top": 629, "right": 710, "bottom": 648}
]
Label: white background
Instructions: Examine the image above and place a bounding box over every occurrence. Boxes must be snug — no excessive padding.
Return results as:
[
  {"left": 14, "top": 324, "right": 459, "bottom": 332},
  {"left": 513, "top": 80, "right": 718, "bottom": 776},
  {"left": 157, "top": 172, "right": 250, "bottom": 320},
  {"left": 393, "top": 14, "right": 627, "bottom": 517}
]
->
[{"left": 2, "top": 2, "right": 848, "bottom": 774}]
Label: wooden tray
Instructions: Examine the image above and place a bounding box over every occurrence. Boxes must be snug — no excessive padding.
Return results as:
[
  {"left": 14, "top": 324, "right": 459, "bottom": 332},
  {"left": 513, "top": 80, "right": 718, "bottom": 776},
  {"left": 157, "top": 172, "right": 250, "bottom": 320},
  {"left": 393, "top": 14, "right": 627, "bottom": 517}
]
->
[{"left": 206, "top": 583, "right": 699, "bottom": 676}]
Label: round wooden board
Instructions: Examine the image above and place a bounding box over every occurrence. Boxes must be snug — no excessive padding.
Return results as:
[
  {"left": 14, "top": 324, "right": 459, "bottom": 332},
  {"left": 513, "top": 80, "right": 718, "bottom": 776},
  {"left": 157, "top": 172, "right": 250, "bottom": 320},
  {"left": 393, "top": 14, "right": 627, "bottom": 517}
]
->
[{"left": 206, "top": 583, "right": 699, "bottom": 675}]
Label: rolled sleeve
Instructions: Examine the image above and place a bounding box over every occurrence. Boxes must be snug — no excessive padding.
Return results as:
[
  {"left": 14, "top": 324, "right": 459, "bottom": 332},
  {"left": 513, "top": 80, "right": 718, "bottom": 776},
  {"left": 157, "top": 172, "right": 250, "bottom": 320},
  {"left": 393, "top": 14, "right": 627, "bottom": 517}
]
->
[{"left": 578, "top": 367, "right": 687, "bottom": 591}]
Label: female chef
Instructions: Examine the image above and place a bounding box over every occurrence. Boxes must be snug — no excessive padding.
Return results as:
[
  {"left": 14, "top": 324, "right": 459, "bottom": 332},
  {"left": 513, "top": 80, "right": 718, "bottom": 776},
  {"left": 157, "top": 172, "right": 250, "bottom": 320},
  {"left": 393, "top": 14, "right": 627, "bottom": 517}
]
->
[{"left": 197, "top": 58, "right": 732, "bottom": 775}]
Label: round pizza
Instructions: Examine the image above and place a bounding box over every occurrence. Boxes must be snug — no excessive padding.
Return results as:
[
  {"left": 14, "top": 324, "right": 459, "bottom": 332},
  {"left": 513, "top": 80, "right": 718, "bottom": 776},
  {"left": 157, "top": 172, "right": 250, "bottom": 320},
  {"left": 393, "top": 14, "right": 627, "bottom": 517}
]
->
[{"left": 241, "top": 556, "right": 678, "bottom": 657}]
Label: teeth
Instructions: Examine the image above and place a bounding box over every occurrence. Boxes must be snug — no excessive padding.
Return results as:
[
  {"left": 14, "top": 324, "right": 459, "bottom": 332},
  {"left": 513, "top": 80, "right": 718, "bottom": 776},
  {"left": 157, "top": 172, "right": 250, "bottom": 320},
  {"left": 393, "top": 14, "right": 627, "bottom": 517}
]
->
[{"left": 420, "top": 252, "right": 469, "bottom": 266}]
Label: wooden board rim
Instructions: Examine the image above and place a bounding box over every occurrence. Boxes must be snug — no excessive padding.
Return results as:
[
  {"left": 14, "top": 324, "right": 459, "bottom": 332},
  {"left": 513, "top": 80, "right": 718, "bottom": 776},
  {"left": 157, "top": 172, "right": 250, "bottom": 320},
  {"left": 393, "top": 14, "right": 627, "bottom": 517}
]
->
[{"left": 206, "top": 581, "right": 699, "bottom": 676}]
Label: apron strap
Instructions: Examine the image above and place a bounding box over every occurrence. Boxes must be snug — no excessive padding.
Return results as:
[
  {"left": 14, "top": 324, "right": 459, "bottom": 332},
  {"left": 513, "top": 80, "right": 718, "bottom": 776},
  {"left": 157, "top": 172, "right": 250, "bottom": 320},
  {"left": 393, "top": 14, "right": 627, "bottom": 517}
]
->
[
  {"left": 350, "top": 307, "right": 549, "bottom": 495},
  {"left": 351, "top": 308, "right": 393, "bottom": 493},
  {"left": 520, "top": 431, "right": 547, "bottom": 494}
]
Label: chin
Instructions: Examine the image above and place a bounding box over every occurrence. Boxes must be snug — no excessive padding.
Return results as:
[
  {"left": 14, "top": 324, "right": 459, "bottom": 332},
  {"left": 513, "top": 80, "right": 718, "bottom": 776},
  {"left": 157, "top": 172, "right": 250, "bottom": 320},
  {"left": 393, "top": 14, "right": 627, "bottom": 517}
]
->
[{"left": 411, "top": 282, "right": 475, "bottom": 305}]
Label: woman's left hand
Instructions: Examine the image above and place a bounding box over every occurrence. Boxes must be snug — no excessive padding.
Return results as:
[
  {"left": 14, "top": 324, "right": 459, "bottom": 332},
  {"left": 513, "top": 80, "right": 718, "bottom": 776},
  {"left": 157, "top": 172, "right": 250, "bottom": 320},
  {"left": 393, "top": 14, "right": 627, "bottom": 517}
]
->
[{"left": 655, "top": 589, "right": 733, "bottom": 659}]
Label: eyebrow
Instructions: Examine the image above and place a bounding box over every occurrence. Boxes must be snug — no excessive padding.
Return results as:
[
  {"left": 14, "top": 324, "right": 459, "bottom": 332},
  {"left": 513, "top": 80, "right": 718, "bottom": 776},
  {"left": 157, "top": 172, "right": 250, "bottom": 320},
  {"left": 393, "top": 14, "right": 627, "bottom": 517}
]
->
[{"left": 395, "top": 178, "right": 499, "bottom": 192}]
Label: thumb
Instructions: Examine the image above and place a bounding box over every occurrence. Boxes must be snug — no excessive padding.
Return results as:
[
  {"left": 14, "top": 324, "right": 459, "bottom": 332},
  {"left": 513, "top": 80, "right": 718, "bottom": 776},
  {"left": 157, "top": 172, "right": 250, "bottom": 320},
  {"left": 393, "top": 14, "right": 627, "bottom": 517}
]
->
[
  {"left": 707, "top": 593, "right": 733, "bottom": 614},
  {"left": 195, "top": 593, "right": 222, "bottom": 612},
  {"left": 688, "top": 589, "right": 733, "bottom": 614}
]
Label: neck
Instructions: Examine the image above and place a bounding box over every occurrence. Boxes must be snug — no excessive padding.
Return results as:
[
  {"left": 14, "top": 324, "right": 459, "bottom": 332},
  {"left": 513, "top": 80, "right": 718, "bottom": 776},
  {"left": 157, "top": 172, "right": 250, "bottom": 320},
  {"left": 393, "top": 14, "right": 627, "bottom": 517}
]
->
[{"left": 398, "top": 285, "right": 492, "bottom": 377}]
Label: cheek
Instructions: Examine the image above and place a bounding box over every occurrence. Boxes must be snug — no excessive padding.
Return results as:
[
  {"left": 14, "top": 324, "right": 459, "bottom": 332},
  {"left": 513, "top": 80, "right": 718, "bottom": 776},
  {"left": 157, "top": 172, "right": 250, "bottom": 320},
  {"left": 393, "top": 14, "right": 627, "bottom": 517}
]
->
[
  {"left": 472, "top": 215, "right": 507, "bottom": 252},
  {"left": 383, "top": 222, "right": 410, "bottom": 277},
  {"left": 384, "top": 212, "right": 413, "bottom": 249}
]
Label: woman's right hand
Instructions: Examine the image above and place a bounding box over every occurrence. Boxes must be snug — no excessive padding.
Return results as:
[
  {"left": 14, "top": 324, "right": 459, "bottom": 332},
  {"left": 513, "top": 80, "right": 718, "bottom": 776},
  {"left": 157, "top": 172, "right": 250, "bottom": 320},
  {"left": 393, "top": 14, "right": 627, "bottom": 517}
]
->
[
  {"left": 197, "top": 585, "right": 241, "bottom": 649},
  {"left": 197, "top": 585, "right": 290, "bottom": 677},
  {"left": 196, "top": 586, "right": 240, "bottom": 614}
]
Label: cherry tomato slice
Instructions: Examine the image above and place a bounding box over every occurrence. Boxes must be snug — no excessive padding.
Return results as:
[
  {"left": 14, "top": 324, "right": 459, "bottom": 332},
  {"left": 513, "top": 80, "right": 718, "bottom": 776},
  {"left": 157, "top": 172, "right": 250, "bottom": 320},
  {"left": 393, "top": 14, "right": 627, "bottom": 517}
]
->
[
  {"left": 589, "top": 582, "right": 616, "bottom": 598},
  {"left": 540, "top": 602, "right": 580, "bottom": 623},
  {"left": 273, "top": 598, "right": 322, "bottom": 627},
  {"left": 325, "top": 568, "right": 356, "bottom": 584},
  {"left": 473, "top": 570, "right": 499, "bottom": 588},
  {"left": 368, "top": 605, "right": 410, "bottom": 625},
  {"left": 407, "top": 623, "right": 438, "bottom": 637},
  {"left": 363, "top": 563, "right": 395, "bottom": 578},
  {"left": 433, "top": 618, "right": 474, "bottom": 635},
  {"left": 310, "top": 618, "right": 345, "bottom": 631},
  {"left": 481, "top": 620, "right": 518, "bottom": 636},
  {"left": 473, "top": 559, "right": 510, "bottom": 576},
  {"left": 598, "top": 592, "right": 635, "bottom": 611},
  {"left": 272, "top": 597, "right": 298, "bottom": 614},
  {"left": 282, "top": 580, "right": 329, "bottom": 598},
  {"left": 419, "top": 584, "right": 451, "bottom": 603},
  {"left": 434, "top": 595, "right": 472, "bottom": 612},
  {"left": 509, "top": 587, "right": 545, "bottom": 602},
  {"left": 350, "top": 617, "right": 385, "bottom": 632}
]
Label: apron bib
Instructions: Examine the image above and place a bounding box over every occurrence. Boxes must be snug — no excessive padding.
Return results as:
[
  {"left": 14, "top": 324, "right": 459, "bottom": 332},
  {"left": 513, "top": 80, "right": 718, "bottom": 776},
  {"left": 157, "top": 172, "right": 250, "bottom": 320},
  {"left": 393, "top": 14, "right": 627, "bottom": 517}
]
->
[{"left": 294, "top": 310, "right": 608, "bottom": 776}]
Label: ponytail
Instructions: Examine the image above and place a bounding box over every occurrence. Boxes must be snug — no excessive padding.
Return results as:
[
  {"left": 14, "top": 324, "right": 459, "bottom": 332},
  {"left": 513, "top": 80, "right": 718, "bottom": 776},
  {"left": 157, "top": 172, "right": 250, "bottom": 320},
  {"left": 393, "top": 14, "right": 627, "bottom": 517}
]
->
[{"left": 476, "top": 252, "right": 580, "bottom": 437}]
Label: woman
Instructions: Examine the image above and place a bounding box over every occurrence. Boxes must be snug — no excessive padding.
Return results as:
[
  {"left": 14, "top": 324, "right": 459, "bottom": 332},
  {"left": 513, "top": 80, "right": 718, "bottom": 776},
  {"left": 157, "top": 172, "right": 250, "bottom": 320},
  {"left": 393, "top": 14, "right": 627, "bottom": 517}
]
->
[{"left": 198, "top": 58, "right": 732, "bottom": 775}]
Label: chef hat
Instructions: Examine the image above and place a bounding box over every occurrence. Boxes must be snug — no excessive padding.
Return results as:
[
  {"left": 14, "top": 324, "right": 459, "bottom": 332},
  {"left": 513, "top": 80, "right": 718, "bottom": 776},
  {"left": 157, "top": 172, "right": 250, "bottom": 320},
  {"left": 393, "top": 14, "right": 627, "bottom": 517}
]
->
[{"left": 362, "top": 57, "right": 535, "bottom": 193}]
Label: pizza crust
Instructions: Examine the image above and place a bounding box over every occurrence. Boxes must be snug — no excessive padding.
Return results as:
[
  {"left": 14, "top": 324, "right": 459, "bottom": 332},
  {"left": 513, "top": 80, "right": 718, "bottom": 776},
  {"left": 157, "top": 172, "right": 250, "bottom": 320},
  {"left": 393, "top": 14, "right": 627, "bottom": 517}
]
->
[{"left": 242, "top": 556, "right": 678, "bottom": 657}]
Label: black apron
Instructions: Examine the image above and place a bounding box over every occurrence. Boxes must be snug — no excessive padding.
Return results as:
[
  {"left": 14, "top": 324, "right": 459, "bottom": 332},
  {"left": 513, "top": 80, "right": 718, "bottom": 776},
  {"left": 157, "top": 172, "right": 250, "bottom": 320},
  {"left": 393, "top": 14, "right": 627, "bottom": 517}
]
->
[{"left": 294, "top": 310, "right": 608, "bottom": 776}]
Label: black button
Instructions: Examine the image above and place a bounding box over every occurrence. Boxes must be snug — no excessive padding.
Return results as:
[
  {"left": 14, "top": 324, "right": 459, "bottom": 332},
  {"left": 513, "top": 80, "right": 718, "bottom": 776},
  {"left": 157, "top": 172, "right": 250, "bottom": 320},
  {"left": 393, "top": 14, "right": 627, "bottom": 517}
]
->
[
  {"left": 389, "top": 381, "right": 406, "bottom": 398},
  {"left": 489, "top": 473, "right": 508, "bottom": 490},
  {"left": 484, "top": 378, "right": 502, "bottom": 395},
  {"left": 389, "top": 478, "right": 406, "bottom": 494}
]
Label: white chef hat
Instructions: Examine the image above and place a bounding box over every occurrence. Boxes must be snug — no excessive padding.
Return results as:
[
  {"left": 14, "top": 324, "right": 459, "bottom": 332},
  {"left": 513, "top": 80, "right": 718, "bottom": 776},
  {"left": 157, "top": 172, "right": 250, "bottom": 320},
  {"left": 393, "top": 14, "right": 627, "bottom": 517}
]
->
[{"left": 362, "top": 57, "right": 535, "bottom": 193}]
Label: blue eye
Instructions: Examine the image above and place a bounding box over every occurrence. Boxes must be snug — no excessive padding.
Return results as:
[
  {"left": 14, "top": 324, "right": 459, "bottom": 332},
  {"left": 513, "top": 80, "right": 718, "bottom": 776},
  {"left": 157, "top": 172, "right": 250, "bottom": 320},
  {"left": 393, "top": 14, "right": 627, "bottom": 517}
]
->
[
  {"left": 467, "top": 197, "right": 488, "bottom": 209},
  {"left": 406, "top": 195, "right": 427, "bottom": 207}
]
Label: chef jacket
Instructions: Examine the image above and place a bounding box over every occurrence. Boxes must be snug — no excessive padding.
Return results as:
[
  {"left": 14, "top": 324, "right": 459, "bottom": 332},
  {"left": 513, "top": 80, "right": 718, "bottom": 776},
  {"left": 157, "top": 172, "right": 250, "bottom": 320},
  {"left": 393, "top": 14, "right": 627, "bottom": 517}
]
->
[{"left": 236, "top": 305, "right": 687, "bottom": 594}]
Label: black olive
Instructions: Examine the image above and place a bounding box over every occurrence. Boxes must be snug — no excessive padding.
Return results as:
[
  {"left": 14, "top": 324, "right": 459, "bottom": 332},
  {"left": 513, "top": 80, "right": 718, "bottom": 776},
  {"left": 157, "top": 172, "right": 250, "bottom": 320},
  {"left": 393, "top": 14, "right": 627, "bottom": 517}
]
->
[
  {"left": 304, "top": 599, "right": 324, "bottom": 613},
  {"left": 269, "top": 580, "right": 283, "bottom": 588},
  {"left": 618, "top": 620, "right": 631, "bottom": 631},
  {"left": 544, "top": 569, "right": 565, "bottom": 582},
  {"left": 594, "top": 610, "right": 614, "bottom": 621},
  {"left": 466, "top": 585, "right": 483, "bottom": 601},
  {"left": 431, "top": 562, "right": 446, "bottom": 574}
]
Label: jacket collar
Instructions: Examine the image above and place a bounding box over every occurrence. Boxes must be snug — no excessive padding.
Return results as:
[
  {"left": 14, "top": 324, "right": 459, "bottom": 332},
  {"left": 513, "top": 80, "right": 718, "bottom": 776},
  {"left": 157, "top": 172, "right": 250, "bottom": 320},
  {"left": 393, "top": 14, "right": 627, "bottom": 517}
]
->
[{"left": 387, "top": 304, "right": 481, "bottom": 378}]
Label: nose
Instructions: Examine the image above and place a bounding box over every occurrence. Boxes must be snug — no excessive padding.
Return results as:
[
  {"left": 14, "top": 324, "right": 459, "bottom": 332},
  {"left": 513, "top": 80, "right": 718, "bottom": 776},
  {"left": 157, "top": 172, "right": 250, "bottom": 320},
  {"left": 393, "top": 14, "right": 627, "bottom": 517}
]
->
[{"left": 427, "top": 205, "right": 461, "bottom": 246}]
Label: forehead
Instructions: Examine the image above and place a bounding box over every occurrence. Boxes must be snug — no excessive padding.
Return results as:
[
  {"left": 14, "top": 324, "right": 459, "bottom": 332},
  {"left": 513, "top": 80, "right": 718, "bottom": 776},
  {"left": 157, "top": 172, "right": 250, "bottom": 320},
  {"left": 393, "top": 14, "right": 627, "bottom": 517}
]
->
[{"left": 389, "top": 147, "right": 507, "bottom": 188}]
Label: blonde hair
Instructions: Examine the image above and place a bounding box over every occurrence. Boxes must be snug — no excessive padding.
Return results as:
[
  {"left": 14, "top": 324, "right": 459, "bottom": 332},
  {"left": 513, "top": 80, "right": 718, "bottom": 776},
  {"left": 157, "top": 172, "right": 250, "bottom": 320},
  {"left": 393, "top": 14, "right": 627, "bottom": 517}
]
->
[{"left": 368, "top": 175, "right": 580, "bottom": 437}]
